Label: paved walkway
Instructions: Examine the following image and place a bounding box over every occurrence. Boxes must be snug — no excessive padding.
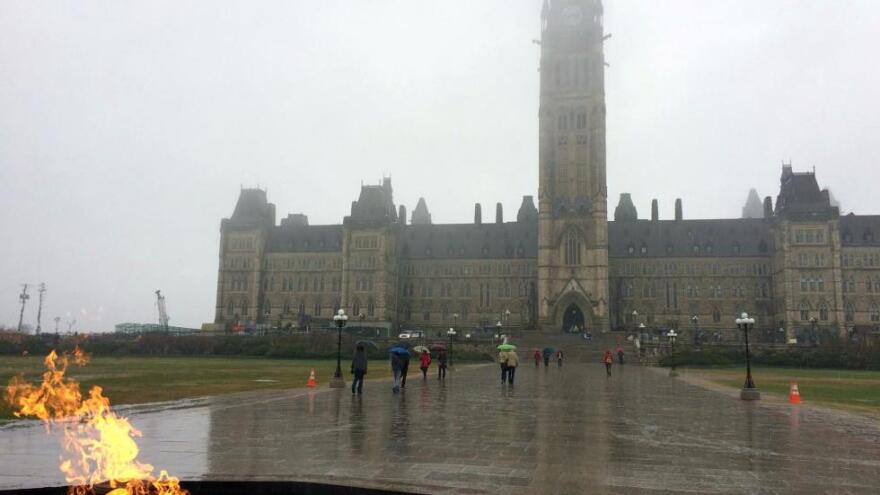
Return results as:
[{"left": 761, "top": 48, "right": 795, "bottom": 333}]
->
[{"left": 2, "top": 363, "right": 879, "bottom": 494}]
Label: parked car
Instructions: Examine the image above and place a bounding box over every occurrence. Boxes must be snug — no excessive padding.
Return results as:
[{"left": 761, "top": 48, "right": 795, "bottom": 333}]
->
[{"left": 398, "top": 330, "right": 424, "bottom": 339}]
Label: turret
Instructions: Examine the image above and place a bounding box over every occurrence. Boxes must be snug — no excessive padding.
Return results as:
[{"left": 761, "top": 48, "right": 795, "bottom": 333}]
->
[
  {"left": 613, "top": 193, "right": 638, "bottom": 222},
  {"left": 496, "top": 203, "right": 503, "bottom": 224},
  {"left": 474, "top": 203, "right": 482, "bottom": 225},
  {"left": 651, "top": 199, "right": 659, "bottom": 222},
  {"left": 675, "top": 198, "right": 683, "bottom": 221}
]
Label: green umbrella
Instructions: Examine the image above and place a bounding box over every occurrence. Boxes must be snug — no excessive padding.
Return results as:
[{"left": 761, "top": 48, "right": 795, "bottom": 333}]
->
[{"left": 497, "top": 343, "right": 517, "bottom": 351}]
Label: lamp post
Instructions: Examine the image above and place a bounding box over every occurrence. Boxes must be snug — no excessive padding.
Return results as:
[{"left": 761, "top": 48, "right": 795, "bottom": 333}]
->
[
  {"left": 735, "top": 312, "right": 760, "bottom": 400},
  {"left": 504, "top": 309, "right": 511, "bottom": 337},
  {"left": 690, "top": 315, "right": 699, "bottom": 347},
  {"left": 667, "top": 329, "right": 678, "bottom": 377},
  {"left": 631, "top": 310, "right": 638, "bottom": 334},
  {"left": 330, "top": 309, "right": 348, "bottom": 388},
  {"left": 496, "top": 320, "right": 503, "bottom": 343},
  {"left": 451, "top": 313, "right": 459, "bottom": 368},
  {"left": 447, "top": 327, "right": 456, "bottom": 369}
]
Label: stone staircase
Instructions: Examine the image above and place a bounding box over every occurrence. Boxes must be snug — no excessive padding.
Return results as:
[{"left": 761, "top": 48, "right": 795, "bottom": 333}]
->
[{"left": 512, "top": 331, "right": 632, "bottom": 363}]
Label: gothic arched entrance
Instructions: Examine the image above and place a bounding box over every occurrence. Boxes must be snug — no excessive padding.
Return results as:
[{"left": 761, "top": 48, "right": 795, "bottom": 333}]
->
[{"left": 562, "top": 304, "right": 585, "bottom": 333}]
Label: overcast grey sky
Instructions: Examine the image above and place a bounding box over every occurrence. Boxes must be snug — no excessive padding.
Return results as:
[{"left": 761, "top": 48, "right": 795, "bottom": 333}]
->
[{"left": 1, "top": 1, "right": 878, "bottom": 332}]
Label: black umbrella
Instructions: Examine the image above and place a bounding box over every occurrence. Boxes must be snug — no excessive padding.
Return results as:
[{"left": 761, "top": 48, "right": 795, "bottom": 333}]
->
[{"left": 355, "top": 340, "right": 378, "bottom": 350}]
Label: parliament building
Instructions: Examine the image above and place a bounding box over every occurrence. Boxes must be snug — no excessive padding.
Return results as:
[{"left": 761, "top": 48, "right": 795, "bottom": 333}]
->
[{"left": 209, "top": 0, "right": 880, "bottom": 343}]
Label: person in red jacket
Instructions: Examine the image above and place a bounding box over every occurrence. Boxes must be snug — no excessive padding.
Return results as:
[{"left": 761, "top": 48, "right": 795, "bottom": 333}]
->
[
  {"left": 533, "top": 350, "right": 541, "bottom": 367},
  {"left": 603, "top": 350, "right": 614, "bottom": 377},
  {"left": 419, "top": 350, "right": 432, "bottom": 379}
]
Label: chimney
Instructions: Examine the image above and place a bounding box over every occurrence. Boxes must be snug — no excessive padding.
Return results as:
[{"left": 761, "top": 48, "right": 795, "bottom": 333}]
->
[
  {"left": 399, "top": 205, "right": 407, "bottom": 225},
  {"left": 474, "top": 203, "right": 482, "bottom": 225},
  {"left": 495, "top": 203, "right": 503, "bottom": 224},
  {"left": 651, "top": 199, "right": 659, "bottom": 221},
  {"left": 675, "top": 198, "right": 683, "bottom": 221},
  {"left": 763, "top": 196, "right": 773, "bottom": 219}
]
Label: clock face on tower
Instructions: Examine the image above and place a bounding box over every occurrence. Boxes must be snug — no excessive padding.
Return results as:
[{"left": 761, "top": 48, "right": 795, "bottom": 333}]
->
[{"left": 562, "top": 6, "right": 584, "bottom": 26}]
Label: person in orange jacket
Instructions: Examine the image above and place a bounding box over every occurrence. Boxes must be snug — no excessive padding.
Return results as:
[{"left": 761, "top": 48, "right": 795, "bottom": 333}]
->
[
  {"left": 603, "top": 350, "right": 614, "bottom": 377},
  {"left": 419, "top": 350, "right": 432, "bottom": 379}
]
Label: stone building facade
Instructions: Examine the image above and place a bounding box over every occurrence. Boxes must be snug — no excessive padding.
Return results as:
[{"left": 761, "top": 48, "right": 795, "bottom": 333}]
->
[{"left": 209, "top": 0, "right": 880, "bottom": 342}]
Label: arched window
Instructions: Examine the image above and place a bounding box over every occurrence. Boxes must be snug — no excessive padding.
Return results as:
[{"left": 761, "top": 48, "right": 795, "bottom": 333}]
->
[
  {"left": 314, "top": 300, "right": 322, "bottom": 316},
  {"left": 845, "top": 302, "right": 855, "bottom": 322},
  {"left": 283, "top": 300, "right": 291, "bottom": 314},
  {"left": 241, "top": 298, "right": 249, "bottom": 316},
  {"left": 712, "top": 308, "right": 721, "bottom": 323},
  {"left": 227, "top": 300, "right": 234, "bottom": 316},
  {"left": 799, "top": 301, "right": 811, "bottom": 321},
  {"left": 263, "top": 299, "right": 271, "bottom": 315},
  {"left": 871, "top": 304, "right": 880, "bottom": 323},
  {"left": 367, "top": 299, "right": 375, "bottom": 317},
  {"left": 352, "top": 299, "right": 361, "bottom": 317},
  {"left": 818, "top": 302, "right": 829, "bottom": 321},
  {"left": 565, "top": 232, "right": 582, "bottom": 265}
]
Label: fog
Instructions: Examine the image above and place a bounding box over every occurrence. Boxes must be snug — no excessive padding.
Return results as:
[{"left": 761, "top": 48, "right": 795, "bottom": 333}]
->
[{"left": 1, "top": 0, "right": 878, "bottom": 332}]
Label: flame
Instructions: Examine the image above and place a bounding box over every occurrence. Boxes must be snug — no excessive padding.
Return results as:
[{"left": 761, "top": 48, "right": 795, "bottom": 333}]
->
[{"left": 4, "top": 348, "right": 188, "bottom": 495}]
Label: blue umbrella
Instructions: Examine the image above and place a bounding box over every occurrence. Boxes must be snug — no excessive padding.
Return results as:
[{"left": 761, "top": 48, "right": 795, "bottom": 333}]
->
[
  {"left": 388, "top": 346, "right": 411, "bottom": 357},
  {"left": 543, "top": 347, "right": 557, "bottom": 355}
]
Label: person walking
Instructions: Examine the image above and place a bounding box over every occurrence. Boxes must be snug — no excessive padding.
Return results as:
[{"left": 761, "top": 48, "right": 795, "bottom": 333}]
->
[
  {"left": 437, "top": 349, "right": 448, "bottom": 379},
  {"left": 533, "top": 349, "right": 541, "bottom": 367},
  {"left": 400, "top": 351, "right": 410, "bottom": 389},
  {"left": 603, "top": 350, "right": 614, "bottom": 377},
  {"left": 506, "top": 349, "right": 519, "bottom": 385},
  {"left": 350, "top": 343, "right": 368, "bottom": 394},
  {"left": 543, "top": 349, "right": 551, "bottom": 367},
  {"left": 390, "top": 352, "right": 403, "bottom": 393},
  {"left": 419, "top": 350, "right": 432, "bottom": 379},
  {"left": 556, "top": 350, "right": 564, "bottom": 368},
  {"left": 616, "top": 346, "right": 625, "bottom": 365},
  {"left": 498, "top": 350, "right": 510, "bottom": 384}
]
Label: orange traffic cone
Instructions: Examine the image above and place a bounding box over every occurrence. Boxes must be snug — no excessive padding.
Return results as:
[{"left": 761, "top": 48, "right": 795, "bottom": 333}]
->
[
  {"left": 789, "top": 382, "right": 802, "bottom": 404},
  {"left": 306, "top": 368, "right": 317, "bottom": 389}
]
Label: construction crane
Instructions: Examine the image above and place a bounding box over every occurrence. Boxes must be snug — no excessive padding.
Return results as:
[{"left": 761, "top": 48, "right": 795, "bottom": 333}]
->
[{"left": 155, "top": 290, "right": 170, "bottom": 332}]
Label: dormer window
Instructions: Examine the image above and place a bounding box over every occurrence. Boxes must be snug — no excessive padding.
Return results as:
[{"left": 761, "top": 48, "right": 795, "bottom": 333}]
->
[
  {"left": 692, "top": 245, "right": 700, "bottom": 254},
  {"left": 732, "top": 242, "right": 741, "bottom": 254},
  {"left": 640, "top": 244, "right": 648, "bottom": 254}
]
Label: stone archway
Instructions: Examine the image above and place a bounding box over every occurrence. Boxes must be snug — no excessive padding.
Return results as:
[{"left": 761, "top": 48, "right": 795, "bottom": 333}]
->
[{"left": 562, "top": 304, "right": 585, "bottom": 333}]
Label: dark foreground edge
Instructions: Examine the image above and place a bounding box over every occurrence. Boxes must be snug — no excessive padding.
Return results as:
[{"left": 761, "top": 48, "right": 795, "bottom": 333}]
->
[{"left": 4, "top": 481, "right": 420, "bottom": 495}]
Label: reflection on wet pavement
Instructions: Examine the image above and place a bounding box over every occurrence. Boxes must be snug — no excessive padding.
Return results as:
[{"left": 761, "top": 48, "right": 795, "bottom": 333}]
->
[{"left": 2, "top": 363, "right": 879, "bottom": 493}]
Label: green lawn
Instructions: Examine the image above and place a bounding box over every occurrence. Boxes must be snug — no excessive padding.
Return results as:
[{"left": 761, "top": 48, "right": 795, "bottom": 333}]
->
[
  {"left": 1, "top": 355, "right": 392, "bottom": 420},
  {"left": 690, "top": 366, "right": 880, "bottom": 415}
]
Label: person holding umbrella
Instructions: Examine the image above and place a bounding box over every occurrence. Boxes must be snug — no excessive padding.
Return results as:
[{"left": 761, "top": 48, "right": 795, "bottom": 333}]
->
[
  {"left": 419, "top": 349, "right": 432, "bottom": 379},
  {"left": 350, "top": 343, "right": 368, "bottom": 395},
  {"left": 432, "top": 344, "right": 448, "bottom": 379},
  {"left": 505, "top": 348, "right": 519, "bottom": 385},
  {"left": 498, "top": 349, "right": 509, "bottom": 384},
  {"left": 388, "top": 345, "right": 410, "bottom": 393},
  {"left": 497, "top": 343, "right": 516, "bottom": 384},
  {"left": 542, "top": 347, "right": 555, "bottom": 367},
  {"left": 400, "top": 349, "right": 411, "bottom": 389},
  {"left": 603, "top": 349, "right": 614, "bottom": 377}
]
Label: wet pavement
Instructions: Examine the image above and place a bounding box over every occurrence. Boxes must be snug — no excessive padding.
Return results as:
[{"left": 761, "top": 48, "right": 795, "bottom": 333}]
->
[{"left": 2, "top": 363, "right": 879, "bottom": 494}]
